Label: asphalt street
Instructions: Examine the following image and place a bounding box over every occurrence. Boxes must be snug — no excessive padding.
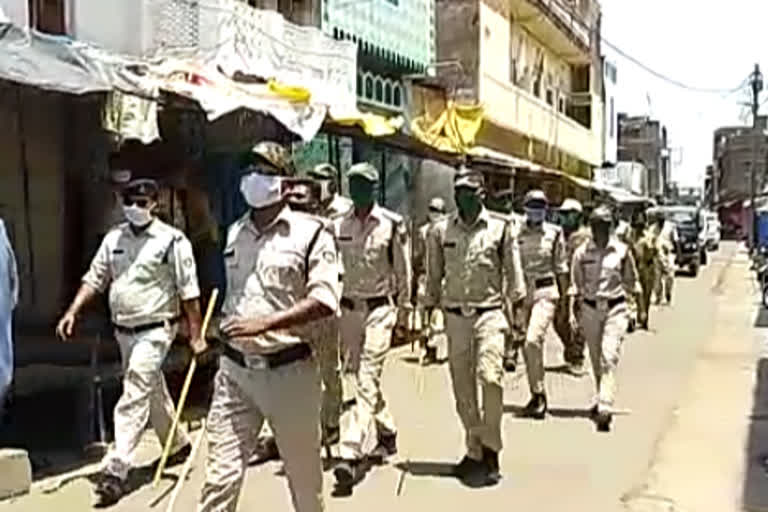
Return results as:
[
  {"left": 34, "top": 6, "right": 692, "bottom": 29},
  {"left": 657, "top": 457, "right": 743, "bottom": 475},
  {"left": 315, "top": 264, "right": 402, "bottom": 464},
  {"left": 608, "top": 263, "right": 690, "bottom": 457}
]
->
[{"left": 4, "top": 241, "right": 764, "bottom": 512}]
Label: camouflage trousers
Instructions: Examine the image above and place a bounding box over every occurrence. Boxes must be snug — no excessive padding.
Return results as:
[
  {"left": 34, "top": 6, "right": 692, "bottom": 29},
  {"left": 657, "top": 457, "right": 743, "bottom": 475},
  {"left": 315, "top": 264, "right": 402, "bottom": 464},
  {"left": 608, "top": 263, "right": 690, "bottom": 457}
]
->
[
  {"left": 580, "top": 300, "right": 629, "bottom": 413},
  {"left": 444, "top": 308, "right": 507, "bottom": 459},
  {"left": 198, "top": 357, "right": 323, "bottom": 512},
  {"left": 338, "top": 302, "right": 397, "bottom": 460},
  {"left": 103, "top": 324, "right": 189, "bottom": 480}
]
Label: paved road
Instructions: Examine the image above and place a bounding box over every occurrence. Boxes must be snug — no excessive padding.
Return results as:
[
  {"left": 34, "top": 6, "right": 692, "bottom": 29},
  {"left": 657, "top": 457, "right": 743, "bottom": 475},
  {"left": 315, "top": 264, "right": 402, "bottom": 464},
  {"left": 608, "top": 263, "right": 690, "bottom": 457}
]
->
[{"left": 6, "top": 242, "right": 763, "bottom": 511}]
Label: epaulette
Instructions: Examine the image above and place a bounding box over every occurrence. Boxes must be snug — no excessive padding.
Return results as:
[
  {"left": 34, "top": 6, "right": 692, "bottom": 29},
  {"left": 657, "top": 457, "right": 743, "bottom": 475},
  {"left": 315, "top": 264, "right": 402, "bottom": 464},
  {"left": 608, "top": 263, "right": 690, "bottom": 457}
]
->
[{"left": 379, "top": 207, "right": 405, "bottom": 226}]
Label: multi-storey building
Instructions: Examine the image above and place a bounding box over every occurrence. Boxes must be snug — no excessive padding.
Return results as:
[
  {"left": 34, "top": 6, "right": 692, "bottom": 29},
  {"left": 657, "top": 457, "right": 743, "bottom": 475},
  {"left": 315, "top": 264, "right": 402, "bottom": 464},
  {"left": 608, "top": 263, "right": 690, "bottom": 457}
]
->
[
  {"left": 602, "top": 57, "right": 618, "bottom": 166},
  {"left": 436, "top": 0, "right": 604, "bottom": 184},
  {"left": 617, "top": 114, "right": 669, "bottom": 199}
]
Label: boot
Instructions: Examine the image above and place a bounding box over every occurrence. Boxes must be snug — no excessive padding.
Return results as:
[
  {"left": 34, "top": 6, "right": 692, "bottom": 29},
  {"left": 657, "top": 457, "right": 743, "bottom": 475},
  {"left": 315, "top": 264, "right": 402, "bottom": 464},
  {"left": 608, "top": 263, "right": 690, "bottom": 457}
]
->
[
  {"left": 503, "top": 348, "right": 519, "bottom": 372},
  {"left": 453, "top": 455, "right": 484, "bottom": 480},
  {"left": 376, "top": 431, "right": 397, "bottom": 457},
  {"left": 423, "top": 346, "right": 438, "bottom": 365},
  {"left": 333, "top": 459, "right": 364, "bottom": 494},
  {"left": 482, "top": 446, "right": 502, "bottom": 485},
  {"left": 521, "top": 393, "right": 547, "bottom": 420},
  {"left": 595, "top": 410, "right": 613, "bottom": 432},
  {"left": 93, "top": 474, "right": 125, "bottom": 508}
]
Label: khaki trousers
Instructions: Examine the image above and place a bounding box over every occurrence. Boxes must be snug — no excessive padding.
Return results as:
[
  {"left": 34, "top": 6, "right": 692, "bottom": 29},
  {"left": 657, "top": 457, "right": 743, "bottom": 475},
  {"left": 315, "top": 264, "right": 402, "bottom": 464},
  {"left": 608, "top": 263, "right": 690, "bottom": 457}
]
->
[
  {"left": 553, "top": 277, "right": 586, "bottom": 365},
  {"left": 338, "top": 302, "right": 397, "bottom": 460},
  {"left": 654, "top": 250, "right": 674, "bottom": 302},
  {"left": 521, "top": 287, "right": 558, "bottom": 394},
  {"left": 198, "top": 357, "right": 323, "bottom": 512},
  {"left": 637, "top": 266, "right": 656, "bottom": 326},
  {"left": 312, "top": 317, "right": 342, "bottom": 431},
  {"left": 444, "top": 308, "right": 507, "bottom": 459},
  {"left": 103, "top": 324, "right": 189, "bottom": 480},
  {"left": 580, "top": 301, "right": 629, "bottom": 413}
]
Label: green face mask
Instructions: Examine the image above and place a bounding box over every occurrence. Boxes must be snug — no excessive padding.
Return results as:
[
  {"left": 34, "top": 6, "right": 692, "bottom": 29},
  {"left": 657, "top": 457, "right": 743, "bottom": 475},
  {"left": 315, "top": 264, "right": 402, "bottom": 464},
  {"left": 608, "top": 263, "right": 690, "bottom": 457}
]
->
[
  {"left": 561, "top": 212, "right": 580, "bottom": 230},
  {"left": 349, "top": 177, "right": 376, "bottom": 209},
  {"left": 455, "top": 188, "right": 482, "bottom": 219},
  {"left": 486, "top": 195, "right": 512, "bottom": 214}
]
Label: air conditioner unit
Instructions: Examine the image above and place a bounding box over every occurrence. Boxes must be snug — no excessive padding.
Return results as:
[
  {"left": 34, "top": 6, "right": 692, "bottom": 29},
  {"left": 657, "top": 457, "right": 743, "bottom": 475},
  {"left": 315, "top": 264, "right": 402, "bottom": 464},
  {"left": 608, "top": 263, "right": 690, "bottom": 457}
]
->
[
  {"left": 0, "top": 0, "right": 29, "bottom": 27},
  {"left": 70, "top": 0, "right": 224, "bottom": 56}
]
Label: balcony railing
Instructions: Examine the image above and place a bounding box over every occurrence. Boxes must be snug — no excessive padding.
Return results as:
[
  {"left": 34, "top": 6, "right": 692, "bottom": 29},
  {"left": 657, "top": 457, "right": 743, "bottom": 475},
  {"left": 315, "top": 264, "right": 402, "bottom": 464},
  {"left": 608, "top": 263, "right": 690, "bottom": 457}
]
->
[
  {"left": 543, "top": 0, "right": 591, "bottom": 49},
  {"left": 480, "top": 71, "right": 602, "bottom": 166}
]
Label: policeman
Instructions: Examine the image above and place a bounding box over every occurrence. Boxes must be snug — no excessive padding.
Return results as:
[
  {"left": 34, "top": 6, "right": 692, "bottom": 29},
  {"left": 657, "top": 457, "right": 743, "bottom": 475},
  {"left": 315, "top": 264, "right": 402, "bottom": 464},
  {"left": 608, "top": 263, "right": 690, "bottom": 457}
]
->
[
  {"left": 412, "top": 197, "right": 448, "bottom": 365},
  {"left": 652, "top": 211, "right": 677, "bottom": 305},
  {"left": 197, "top": 142, "right": 339, "bottom": 512},
  {"left": 517, "top": 190, "right": 568, "bottom": 419},
  {"left": 569, "top": 205, "right": 640, "bottom": 432},
  {"left": 614, "top": 211, "right": 638, "bottom": 331},
  {"left": 56, "top": 178, "right": 205, "bottom": 506},
  {"left": 552, "top": 198, "right": 590, "bottom": 376},
  {"left": 633, "top": 213, "right": 658, "bottom": 330},
  {"left": 332, "top": 162, "right": 411, "bottom": 493},
  {"left": 285, "top": 177, "right": 345, "bottom": 447},
  {"left": 483, "top": 187, "right": 525, "bottom": 372},
  {"left": 422, "top": 167, "right": 525, "bottom": 486},
  {"left": 307, "top": 163, "right": 354, "bottom": 218}
]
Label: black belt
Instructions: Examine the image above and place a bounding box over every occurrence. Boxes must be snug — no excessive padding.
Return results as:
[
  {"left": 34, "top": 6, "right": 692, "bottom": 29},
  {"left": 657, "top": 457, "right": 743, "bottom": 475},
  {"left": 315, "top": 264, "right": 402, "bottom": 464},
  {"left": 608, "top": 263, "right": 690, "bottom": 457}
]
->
[
  {"left": 445, "top": 306, "right": 501, "bottom": 317},
  {"left": 534, "top": 276, "right": 555, "bottom": 289},
  {"left": 114, "top": 317, "right": 180, "bottom": 335},
  {"left": 583, "top": 296, "right": 625, "bottom": 310},
  {"left": 222, "top": 342, "right": 312, "bottom": 370},
  {"left": 340, "top": 296, "right": 392, "bottom": 311}
]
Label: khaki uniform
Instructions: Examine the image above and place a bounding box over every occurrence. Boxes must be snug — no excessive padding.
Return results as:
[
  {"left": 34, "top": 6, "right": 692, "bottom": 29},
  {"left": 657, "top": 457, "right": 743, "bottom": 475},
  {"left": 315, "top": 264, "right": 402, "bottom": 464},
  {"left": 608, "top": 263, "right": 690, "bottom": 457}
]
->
[
  {"left": 82, "top": 219, "right": 200, "bottom": 480},
  {"left": 423, "top": 208, "right": 525, "bottom": 459},
  {"left": 516, "top": 221, "right": 568, "bottom": 394},
  {"left": 634, "top": 228, "right": 658, "bottom": 327},
  {"left": 615, "top": 221, "right": 638, "bottom": 324},
  {"left": 570, "top": 237, "right": 639, "bottom": 413},
  {"left": 553, "top": 225, "right": 591, "bottom": 365},
  {"left": 412, "top": 221, "right": 446, "bottom": 351},
  {"left": 198, "top": 207, "right": 339, "bottom": 512},
  {"left": 653, "top": 221, "right": 677, "bottom": 303},
  {"left": 334, "top": 204, "right": 411, "bottom": 460},
  {"left": 502, "top": 212, "right": 525, "bottom": 358}
]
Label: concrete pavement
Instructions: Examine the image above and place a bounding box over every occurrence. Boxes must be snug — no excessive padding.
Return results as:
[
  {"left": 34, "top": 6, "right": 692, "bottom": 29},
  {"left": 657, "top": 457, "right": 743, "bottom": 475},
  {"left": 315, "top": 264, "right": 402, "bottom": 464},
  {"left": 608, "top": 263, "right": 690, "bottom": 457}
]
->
[{"left": 3, "top": 242, "right": 763, "bottom": 511}]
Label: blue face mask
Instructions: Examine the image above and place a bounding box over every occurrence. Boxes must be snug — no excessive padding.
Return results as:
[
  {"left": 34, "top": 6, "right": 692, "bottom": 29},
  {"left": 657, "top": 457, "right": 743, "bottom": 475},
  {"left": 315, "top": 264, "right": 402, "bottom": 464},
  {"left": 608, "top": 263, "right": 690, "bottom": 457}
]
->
[{"left": 525, "top": 207, "right": 546, "bottom": 225}]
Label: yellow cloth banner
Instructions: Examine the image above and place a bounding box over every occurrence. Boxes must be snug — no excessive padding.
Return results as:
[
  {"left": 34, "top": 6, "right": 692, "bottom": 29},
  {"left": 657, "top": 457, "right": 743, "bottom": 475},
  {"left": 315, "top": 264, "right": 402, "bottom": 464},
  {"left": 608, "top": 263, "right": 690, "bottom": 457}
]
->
[{"left": 411, "top": 101, "right": 484, "bottom": 154}]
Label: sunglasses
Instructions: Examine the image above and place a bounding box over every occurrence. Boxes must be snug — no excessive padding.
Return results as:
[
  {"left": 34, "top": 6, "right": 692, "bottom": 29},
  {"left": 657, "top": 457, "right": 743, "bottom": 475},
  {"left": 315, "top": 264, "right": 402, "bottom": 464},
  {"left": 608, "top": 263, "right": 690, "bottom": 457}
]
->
[{"left": 123, "top": 197, "right": 152, "bottom": 208}]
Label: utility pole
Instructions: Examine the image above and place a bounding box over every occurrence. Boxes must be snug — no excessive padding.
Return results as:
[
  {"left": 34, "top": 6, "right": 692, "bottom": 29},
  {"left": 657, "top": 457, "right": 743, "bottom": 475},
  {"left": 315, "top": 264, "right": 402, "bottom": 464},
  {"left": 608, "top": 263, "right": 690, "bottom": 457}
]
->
[{"left": 750, "top": 63, "right": 763, "bottom": 249}]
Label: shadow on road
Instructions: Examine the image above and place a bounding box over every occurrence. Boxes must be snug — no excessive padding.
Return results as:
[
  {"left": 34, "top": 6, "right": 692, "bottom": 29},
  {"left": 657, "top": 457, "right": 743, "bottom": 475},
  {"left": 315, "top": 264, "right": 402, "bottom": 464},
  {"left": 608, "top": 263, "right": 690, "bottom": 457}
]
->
[
  {"left": 754, "top": 308, "right": 768, "bottom": 329},
  {"left": 394, "top": 460, "right": 456, "bottom": 478},
  {"left": 743, "top": 358, "right": 768, "bottom": 510},
  {"left": 502, "top": 403, "right": 593, "bottom": 420}
]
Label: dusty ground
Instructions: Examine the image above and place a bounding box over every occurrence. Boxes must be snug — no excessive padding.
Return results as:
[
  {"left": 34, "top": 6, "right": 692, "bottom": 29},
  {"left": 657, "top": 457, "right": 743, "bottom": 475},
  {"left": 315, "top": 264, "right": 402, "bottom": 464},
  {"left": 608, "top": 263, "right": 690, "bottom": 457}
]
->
[{"left": 2, "top": 241, "right": 766, "bottom": 512}]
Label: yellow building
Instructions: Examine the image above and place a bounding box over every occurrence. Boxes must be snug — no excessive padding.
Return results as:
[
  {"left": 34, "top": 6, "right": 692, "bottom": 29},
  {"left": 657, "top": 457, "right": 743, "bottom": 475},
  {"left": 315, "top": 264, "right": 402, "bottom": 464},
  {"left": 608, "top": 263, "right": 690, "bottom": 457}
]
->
[{"left": 436, "top": 0, "right": 604, "bottom": 182}]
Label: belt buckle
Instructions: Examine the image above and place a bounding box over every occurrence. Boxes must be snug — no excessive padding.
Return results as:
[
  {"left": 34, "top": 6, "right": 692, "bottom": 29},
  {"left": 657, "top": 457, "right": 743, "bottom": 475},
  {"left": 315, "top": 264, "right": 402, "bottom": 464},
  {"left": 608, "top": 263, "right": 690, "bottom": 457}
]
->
[
  {"left": 460, "top": 305, "right": 475, "bottom": 317},
  {"left": 245, "top": 354, "right": 268, "bottom": 370}
]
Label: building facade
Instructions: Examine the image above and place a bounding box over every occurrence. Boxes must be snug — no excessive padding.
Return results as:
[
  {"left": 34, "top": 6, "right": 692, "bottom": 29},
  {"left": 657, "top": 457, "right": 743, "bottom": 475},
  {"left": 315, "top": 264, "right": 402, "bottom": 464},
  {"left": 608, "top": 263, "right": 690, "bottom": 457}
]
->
[
  {"left": 602, "top": 57, "right": 618, "bottom": 166},
  {"left": 712, "top": 120, "right": 768, "bottom": 204},
  {"left": 617, "top": 114, "right": 669, "bottom": 199},
  {"left": 436, "top": 0, "right": 604, "bottom": 181}
]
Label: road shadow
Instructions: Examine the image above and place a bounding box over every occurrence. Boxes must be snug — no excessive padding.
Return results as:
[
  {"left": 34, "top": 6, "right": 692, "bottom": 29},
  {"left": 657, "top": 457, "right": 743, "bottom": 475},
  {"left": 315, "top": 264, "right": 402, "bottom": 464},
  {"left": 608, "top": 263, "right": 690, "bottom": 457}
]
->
[
  {"left": 754, "top": 308, "right": 768, "bottom": 329},
  {"left": 743, "top": 358, "right": 768, "bottom": 510},
  {"left": 503, "top": 404, "right": 594, "bottom": 421},
  {"left": 399, "top": 355, "right": 448, "bottom": 367},
  {"left": 394, "top": 460, "right": 456, "bottom": 478}
]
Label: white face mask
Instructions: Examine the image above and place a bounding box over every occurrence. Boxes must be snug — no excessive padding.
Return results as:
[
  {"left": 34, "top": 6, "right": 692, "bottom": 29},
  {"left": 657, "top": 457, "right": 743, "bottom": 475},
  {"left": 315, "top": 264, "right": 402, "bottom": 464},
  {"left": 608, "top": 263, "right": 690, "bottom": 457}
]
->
[
  {"left": 123, "top": 204, "right": 153, "bottom": 227},
  {"left": 240, "top": 172, "right": 283, "bottom": 209},
  {"left": 428, "top": 212, "right": 443, "bottom": 223}
]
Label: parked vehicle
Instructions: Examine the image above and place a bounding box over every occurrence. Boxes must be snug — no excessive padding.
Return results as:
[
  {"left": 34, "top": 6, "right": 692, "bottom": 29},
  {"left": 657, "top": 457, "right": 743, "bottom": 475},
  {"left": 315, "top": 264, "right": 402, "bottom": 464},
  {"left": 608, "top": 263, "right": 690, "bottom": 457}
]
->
[{"left": 704, "top": 211, "right": 721, "bottom": 251}]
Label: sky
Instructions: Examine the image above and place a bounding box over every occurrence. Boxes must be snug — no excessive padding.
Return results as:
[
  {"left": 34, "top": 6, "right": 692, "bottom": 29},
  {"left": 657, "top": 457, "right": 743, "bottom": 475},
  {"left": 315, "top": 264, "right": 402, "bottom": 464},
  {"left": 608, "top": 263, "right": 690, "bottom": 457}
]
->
[{"left": 600, "top": 0, "right": 768, "bottom": 188}]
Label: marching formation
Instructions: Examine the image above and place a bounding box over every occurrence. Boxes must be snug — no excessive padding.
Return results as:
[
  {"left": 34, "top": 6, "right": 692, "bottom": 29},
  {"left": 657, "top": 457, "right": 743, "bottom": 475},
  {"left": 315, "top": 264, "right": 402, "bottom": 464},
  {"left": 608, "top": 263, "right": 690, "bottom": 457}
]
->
[{"left": 55, "top": 141, "right": 679, "bottom": 511}]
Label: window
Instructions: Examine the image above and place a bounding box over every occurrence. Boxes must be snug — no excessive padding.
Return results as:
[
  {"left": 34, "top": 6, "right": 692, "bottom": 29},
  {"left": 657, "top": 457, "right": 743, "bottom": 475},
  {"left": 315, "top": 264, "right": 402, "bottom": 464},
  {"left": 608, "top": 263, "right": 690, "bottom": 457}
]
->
[
  {"left": 558, "top": 97, "right": 566, "bottom": 114},
  {"left": 610, "top": 97, "right": 615, "bottom": 137},
  {"left": 546, "top": 89, "right": 554, "bottom": 106},
  {"left": 365, "top": 77, "right": 374, "bottom": 99},
  {"left": 384, "top": 83, "right": 392, "bottom": 104},
  {"left": 375, "top": 79, "right": 383, "bottom": 102},
  {"left": 29, "top": 0, "right": 66, "bottom": 35},
  {"left": 394, "top": 85, "right": 402, "bottom": 107}
]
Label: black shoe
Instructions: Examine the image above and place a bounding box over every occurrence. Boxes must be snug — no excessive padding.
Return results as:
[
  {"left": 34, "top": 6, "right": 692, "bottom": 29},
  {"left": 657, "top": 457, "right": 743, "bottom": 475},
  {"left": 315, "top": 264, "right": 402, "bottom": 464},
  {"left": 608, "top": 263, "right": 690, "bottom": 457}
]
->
[
  {"left": 154, "top": 443, "right": 191, "bottom": 471},
  {"left": 322, "top": 426, "right": 340, "bottom": 446},
  {"left": 376, "top": 432, "right": 397, "bottom": 457},
  {"left": 423, "top": 346, "right": 438, "bottom": 365},
  {"left": 453, "top": 455, "right": 484, "bottom": 480},
  {"left": 521, "top": 393, "right": 548, "bottom": 420},
  {"left": 595, "top": 411, "right": 612, "bottom": 432},
  {"left": 627, "top": 319, "right": 636, "bottom": 333},
  {"left": 93, "top": 474, "right": 124, "bottom": 508},
  {"left": 333, "top": 460, "right": 364, "bottom": 493},
  {"left": 589, "top": 404, "right": 598, "bottom": 418},
  {"left": 482, "top": 446, "right": 501, "bottom": 486},
  {"left": 250, "top": 436, "right": 280, "bottom": 464}
]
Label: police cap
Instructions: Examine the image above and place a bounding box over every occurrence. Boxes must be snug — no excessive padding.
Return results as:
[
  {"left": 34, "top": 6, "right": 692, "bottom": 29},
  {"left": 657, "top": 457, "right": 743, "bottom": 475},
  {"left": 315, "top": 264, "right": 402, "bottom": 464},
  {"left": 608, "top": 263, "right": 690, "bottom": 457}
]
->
[{"left": 347, "top": 162, "right": 379, "bottom": 182}]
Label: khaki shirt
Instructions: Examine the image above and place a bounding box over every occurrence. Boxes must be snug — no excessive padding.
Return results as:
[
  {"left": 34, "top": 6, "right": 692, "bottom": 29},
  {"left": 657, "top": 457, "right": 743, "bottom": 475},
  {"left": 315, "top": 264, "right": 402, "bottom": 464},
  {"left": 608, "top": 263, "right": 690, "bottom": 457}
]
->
[
  {"left": 320, "top": 194, "right": 353, "bottom": 220},
  {"left": 634, "top": 229, "right": 659, "bottom": 271},
  {"left": 422, "top": 208, "right": 525, "bottom": 309},
  {"left": 517, "top": 221, "right": 568, "bottom": 288},
  {"left": 569, "top": 237, "right": 640, "bottom": 301},
  {"left": 83, "top": 219, "right": 200, "bottom": 327},
  {"left": 222, "top": 207, "right": 339, "bottom": 354},
  {"left": 564, "top": 226, "right": 592, "bottom": 266},
  {"left": 334, "top": 204, "right": 411, "bottom": 307}
]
